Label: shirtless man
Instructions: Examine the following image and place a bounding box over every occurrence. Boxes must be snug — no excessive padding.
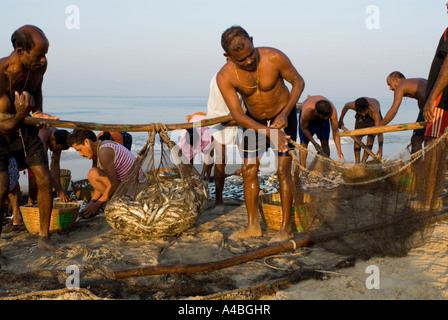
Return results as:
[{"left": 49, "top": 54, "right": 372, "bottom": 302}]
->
[
  {"left": 381, "top": 71, "right": 427, "bottom": 153},
  {"left": 421, "top": 3, "right": 448, "bottom": 209},
  {"left": 28, "top": 128, "right": 70, "bottom": 204},
  {"left": 0, "top": 25, "right": 59, "bottom": 265},
  {"left": 216, "top": 26, "right": 305, "bottom": 243},
  {"left": 299, "top": 96, "right": 344, "bottom": 167},
  {"left": 339, "top": 97, "right": 383, "bottom": 163}
]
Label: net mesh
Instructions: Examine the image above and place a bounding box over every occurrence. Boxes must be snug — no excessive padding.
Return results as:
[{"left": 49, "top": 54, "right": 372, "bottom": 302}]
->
[
  {"left": 104, "top": 124, "right": 208, "bottom": 238},
  {"left": 287, "top": 131, "right": 448, "bottom": 258}
]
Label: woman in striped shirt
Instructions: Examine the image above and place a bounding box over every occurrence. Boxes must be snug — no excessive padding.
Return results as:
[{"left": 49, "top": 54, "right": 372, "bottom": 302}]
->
[{"left": 67, "top": 129, "right": 136, "bottom": 218}]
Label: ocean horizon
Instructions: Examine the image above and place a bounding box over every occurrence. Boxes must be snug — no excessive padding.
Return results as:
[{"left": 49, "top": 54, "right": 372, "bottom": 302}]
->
[
  {"left": 42, "top": 95, "right": 418, "bottom": 158},
  {"left": 13, "top": 95, "right": 420, "bottom": 189}
]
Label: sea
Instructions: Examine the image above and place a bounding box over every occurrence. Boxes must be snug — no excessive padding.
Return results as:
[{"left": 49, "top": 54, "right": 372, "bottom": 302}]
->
[{"left": 16, "top": 95, "right": 420, "bottom": 192}]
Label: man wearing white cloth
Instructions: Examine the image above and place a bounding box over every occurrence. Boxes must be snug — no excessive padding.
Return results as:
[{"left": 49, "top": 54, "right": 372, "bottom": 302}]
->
[{"left": 206, "top": 73, "right": 244, "bottom": 214}]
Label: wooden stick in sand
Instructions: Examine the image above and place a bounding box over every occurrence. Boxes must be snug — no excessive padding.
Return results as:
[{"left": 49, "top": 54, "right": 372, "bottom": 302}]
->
[
  {"left": 0, "top": 113, "right": 234, "bottom": 132},
  {"left": 112, "top": 208, "right": 422, "bottom": 280},
  {"left": 338, "top": 122, "right": 427, "bottom": 137}
]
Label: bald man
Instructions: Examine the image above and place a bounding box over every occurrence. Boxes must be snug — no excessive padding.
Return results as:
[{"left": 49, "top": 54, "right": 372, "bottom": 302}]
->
[
  {"left": 382, "top": 71, "right": 427, "bottom": 153},
  {"left": 0, "top": 25, "right": 60, "bottom": 266}
]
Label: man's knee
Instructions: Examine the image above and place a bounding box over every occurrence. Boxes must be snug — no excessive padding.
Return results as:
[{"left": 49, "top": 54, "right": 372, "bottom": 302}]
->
[
  {"left": 241, "top": 163, "right": 258, "bottom": 180},
  {"left": 87, "top": 167, "right": 101, "bottom": 182},
  {"left": 29, "top": 166, "right": 51, "bottom": 188}
]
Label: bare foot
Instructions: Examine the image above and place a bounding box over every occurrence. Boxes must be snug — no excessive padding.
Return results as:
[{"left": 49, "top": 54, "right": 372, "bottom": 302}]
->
[
  {"left": 268, "top": 229, "right": 293, "bottom": 245},
  {"left": 38, "top": 236, "right": 65, "bottom": 254},
  {"left": 229, "top": 226, "right": 262, "bottom": 240},
  {"left": 211, "top": 205, "right": 225, "bottom": 215}
]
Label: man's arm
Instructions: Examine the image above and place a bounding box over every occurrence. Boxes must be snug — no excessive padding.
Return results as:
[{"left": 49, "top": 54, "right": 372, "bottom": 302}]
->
[
  {"left": 330, "top": 107, "right": 344, "bottom": 162},
  {"left": 380, "top": 85, "right": 405, "bottom": 126},
  {"left": 50, "top": 150, "right": 70, "bottom": 201},
  {"left": 299, "top": 109, "right": 320, "bottom": 150},
  {"left": 424, "top": 58, "right": 448, "bottom": 122},
  {"left": 371, "top": 105, "right": 384, "bottom": 158},
  {"left": 0, "top": 92, "right": 34, "bottom": 133},
  {"left": 98, "top": 147, "right": 120, "bottom": 202},
  {"left": 272, "top": 51, "right": 305, "bottom": 127},
  {"left": 338, "top": 102, "right": 354, "bottom": 129}
]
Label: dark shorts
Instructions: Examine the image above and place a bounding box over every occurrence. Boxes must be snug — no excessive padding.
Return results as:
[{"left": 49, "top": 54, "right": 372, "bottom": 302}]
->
[
  {"left": 0, "top": 125, "right": 48, "bottom": 173},
  {"left": 298, "top": 110, "right": 330, "bottom": 144},
  {"left": 414, "top": 109, "right": 426, "bottom": 137},
  {"left": 354, "top": 113, "right": 377, "bottom": 139},
  {"left": 241, "top": 106, "right": 297, "bottom": 158}
]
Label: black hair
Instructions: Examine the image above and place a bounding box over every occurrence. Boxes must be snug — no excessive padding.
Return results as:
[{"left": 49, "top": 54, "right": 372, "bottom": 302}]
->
[
  {"left": 53, "top": 129, "right": 70, "bottom": 150},
  {"left": 315, "top": 100, "right": 333, "bottom": 117},
  {"left": 98, "top": 131, "right": 112, "bottom": 141},
  {"left": 221, "top": 25, "right": 251, "bottom": 54},
  {"left": 11, "top": 25, "right": 45, "bottom": 53},
  {"left": 354, "top": 97, "right": 369, "bottom": 113},
  {"left": 388, "top": 71, "right": 405, "bottom": 80},
  {"left": 67, "top": 129, "right": 97, "bottom": 146}
]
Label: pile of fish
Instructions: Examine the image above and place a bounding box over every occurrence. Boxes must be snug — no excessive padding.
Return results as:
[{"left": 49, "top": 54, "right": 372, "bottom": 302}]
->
[
  {"left": 207, "top": 173, "right": 280, "bottom": 201},
  {"left": 207, "top": 171, "right": 342, "bottom": 201},
  {"left": 104, "top": 173, "right": 208, "bottom": 238}
]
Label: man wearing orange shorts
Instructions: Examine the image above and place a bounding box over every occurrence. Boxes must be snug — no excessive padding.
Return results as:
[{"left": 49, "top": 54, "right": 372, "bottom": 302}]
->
[{"left": 422, "top": 3, "right": 448, "bottom": 209}]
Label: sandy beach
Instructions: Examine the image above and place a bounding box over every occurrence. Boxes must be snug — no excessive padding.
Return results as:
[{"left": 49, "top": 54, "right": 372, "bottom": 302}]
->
[
  {"left": 1, "top": 139, "right": 446, "bottom": 302},
  {"left": 1, "top": 156, "right": 448, "bottom": 301}
]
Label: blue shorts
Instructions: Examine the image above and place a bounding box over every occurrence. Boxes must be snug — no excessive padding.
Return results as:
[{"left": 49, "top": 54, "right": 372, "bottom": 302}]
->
[
  {"left": 242, "top": 106, "right": 297, "bottom": 158},
  {"left": 298, "top": 110, "right": 330, "bottom": 144}
]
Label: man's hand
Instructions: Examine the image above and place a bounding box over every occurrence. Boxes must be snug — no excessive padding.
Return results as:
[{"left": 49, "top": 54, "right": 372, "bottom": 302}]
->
[
  {"left": 269, "top": 129, "right": 291, "bottom": 153},
  {"left": 57, "top": 190, "right": 71, "bottom": 202},
  {"left": 32, "top": 112, "right": 59, "bottom": 130},
  {"left": 423, "top": 100, "right": 435, "bottom": 122},
  {"left": 376, "top": 150, "right": 383, "bottom": 159},
  {"left": 14, "top": 91, "right": 34, "bottom": 116},
  {"left": 271, "top": 113, "right": 288, "bottom": 130},
  {"left": 80, "top": 200, "right": 105, "bottom": 219}
]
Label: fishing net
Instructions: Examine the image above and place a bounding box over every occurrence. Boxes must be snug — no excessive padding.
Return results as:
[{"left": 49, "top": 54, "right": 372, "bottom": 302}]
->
[
  {"left": 104, "top": 124, "right": 208, "bottom": 238},
  {"left": 285, "top": 131, "right": 448, "bottom": 259}
]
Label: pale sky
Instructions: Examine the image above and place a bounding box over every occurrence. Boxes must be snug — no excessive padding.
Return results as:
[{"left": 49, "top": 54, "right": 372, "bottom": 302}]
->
[{"left": 1, "top": 0, "right": 447, "bottom": 99}]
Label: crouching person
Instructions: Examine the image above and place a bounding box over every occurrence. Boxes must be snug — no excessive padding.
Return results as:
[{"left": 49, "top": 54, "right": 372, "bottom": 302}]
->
[{"left": 67, "top": 129, "right": 136, "bottom": 218}]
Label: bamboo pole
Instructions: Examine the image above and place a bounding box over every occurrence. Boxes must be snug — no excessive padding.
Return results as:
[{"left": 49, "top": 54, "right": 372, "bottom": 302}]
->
[
  {"left": 338, "top": 122, "right": 427, "bottom": 137},
  {"left": 341, "top": 125, "right": 380, "bottom": 161},
  {"left": 0, "top": 113, "right": 234, "bottom": 132}
]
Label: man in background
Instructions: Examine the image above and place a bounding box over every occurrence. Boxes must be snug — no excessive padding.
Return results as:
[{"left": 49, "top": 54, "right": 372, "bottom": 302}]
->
[
  {"left": 338, "top": 97, "right": 383, "bottom": 163},
  {"left": 299, "top": 95, "right": 344, "bottom": 167},
  {"left": 381, "top": 71, "right": 427, "bottom": 153}
]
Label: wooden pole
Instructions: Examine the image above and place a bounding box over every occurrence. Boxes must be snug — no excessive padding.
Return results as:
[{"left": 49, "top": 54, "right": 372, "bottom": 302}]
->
[
  {"left": 341, "top": 125, "right": 380, "bottom": 161},
  {"left": 111, "top": 208, "right": 422, "bottom": 279},
  {"left": 0, "top": 113, "right": 234, "bottom": 132},
  {"left": 338, "top": 122, "right": 427, "bottom": 137}
]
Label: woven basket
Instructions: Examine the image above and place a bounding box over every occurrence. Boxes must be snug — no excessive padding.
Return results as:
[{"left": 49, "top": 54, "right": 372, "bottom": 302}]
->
[
  {"left": 20, "top": 201, "right": 80, "bottom": 234},
  {"left": 60, "top": 169, "right": 72, "bottom": 191},
  {"left": 71, "top": 179, "right": 94, "bottom": 202},
  {"left": 259, "top": 193, "right": 308, "bottom": 232}
]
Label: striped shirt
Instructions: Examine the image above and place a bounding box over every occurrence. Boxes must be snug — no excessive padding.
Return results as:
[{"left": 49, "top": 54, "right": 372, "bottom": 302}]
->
[{"left": 98, "top": 142, "right": 136, "bottom": 181}]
